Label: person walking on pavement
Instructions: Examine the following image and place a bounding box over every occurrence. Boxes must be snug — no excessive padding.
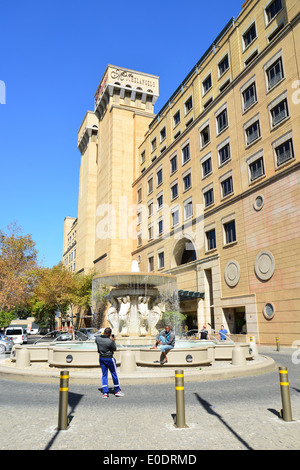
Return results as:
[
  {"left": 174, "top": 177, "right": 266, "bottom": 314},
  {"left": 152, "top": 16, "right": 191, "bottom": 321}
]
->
[
  {"left": 150, "top": 325, "right": 175, "bottom": 364},
  {"left": 95, "top": 327, "right": 124, "bottom": 398}
]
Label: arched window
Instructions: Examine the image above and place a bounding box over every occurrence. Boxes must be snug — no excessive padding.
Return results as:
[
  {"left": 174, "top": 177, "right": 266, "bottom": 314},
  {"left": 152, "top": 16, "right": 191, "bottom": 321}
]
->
[{"left": 171, "top": 237, "right": 197, "bottom": 267}]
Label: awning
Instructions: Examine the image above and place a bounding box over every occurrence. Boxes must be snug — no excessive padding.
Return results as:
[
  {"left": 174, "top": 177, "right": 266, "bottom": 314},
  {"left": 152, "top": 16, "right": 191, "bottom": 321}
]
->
[{"left": 178, "top": 290, "right": 205, "bottom": 300}]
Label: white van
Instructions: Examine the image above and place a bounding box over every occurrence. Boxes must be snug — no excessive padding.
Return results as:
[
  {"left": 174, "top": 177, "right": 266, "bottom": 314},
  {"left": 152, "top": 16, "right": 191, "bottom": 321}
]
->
[{"left": 5, "top": 327, "right": 28, "bottom": 345}]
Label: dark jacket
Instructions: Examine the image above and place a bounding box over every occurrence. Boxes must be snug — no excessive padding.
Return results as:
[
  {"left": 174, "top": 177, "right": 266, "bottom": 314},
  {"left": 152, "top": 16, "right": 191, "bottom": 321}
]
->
[{"left": 95, "top": 334, "right": 117, "bottom": 358}]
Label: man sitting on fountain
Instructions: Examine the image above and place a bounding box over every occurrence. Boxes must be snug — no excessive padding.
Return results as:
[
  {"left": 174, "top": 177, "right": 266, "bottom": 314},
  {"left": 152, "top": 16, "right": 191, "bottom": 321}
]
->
[{"left": 150, "top": 325, "right": 175, "bottom": 364}]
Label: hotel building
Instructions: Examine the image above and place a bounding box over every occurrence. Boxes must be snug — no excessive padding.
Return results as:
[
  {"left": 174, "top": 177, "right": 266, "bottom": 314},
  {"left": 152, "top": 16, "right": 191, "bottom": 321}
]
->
[{"left": 63, "top": 0, "right": 300, "bottom": 344}]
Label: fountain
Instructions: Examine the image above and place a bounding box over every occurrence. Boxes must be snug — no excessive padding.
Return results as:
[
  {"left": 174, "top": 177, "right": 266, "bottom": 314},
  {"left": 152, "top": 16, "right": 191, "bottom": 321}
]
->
[
  {"left": 6, "top": 261, "right": 265, "bottom": 377},
  {"left": 91, "top": 260, "right": 179, "bottom": 342}
]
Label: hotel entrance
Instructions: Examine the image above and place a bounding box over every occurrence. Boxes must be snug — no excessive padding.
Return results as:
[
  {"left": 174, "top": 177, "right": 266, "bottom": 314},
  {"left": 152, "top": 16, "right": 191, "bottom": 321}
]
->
[{"left": 223, "top": 307, "right": 247, "bottom": 335}]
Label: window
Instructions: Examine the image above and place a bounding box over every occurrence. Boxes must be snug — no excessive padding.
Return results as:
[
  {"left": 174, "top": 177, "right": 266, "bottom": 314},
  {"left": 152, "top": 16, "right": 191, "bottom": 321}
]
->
[
  {"left": 245, "top": 117, "right": 261, "bottom": 146},
  {"left": 200, "top": 125, "right": 210, "bottom": 148},
  {"left": 148, "top": 224, "right": 154, "bottom": 241},
  {"left": 221, "top": 174, "right": 233, "bottom": 198},
  {"left": 137, "top": 186, "right": 142, "bottom": 203},
  {"left": 218, "top": 54, "right": 229, "bottom": 77},
  {"left": 147, "top": 176, "right": 153, "bottom": 194},
  {"left": 184, "top": 96, "right": 193, "bottom": 114},
  {"left": 173, "top": 110, "right": 180, "bottom": 127},
  {"left": 243, "top": 22, "right": 257, "bottom": 50},
  {"left": 224, "top": 220, "right": 236, "bottom": 244},
  {"left": 137, "top": 231, "right": 142, "bottom": 246},
  {"left": 137, "top": 210, "right": 142, "bottom": 226},
  {"left": 267, "top": 21, "right": 284, "bottom": 43},
  {"left": 148, "top": 200, "right": 153, "bottom": 218},
  {"left": 182, "top": 143, "right": 190, "bottom": 164},
  {"left": 170, "top": 154, "right": 177, "bottom": 174},
  {"left": 206, "top": 229, "right": 216, "bottom": 251},
  {"left": 201, "top": 153, "right": 212, "bottom": 178},
  {"left": 242, "top": 82, "right": 257, "bottom": 111},
  {"left": 156, "top": 168, "right": 163, "bottom": 186},
  {"left": 160, "top": 126, "right": 166, "bottom": 142},
  {"left": 265, "top": 56, "right": 284, "bottom": 91},
  {"left": 219, "top": 78, "right": 230, "bottom": 94},
  {"left": 216, "top": 108, "right": 228, "bottom": 134},
  {"left": 265, "top": 0, "right": 283, "bottom": 24},
  {"left": 203, "top": 187, "right": 214, "bottom": 208},
  {"left": 202, "top": 74, "right": 212, "bottom": 95},
  {"left": 171, "top": 181, "right": 178, "bottom": 200},
  {"left": 172, "top": 208, "right": 179, "bottom": 227},
  {"left": 174, "top": 130, "right": 181, "bottom": 140},
  {"left": 273, "top": 133, "right": 294, "bottom": 167},
  {"left": 158, "top": 251, "right": 165, "bottom": 269},
  {"left": 185, "top": 117, "right": 193, "bottom": 128},
  {"left": 158, "top": 219, "right": 163, "bottom": 236},
  {"left": 244, "top": 49, "right": 259, "bottom": 67},
  {"left": 148, "top": 256, "right": 154, "bottom": 272},
  {"left": 269, "top": 95, "right": 289, "bottom": 128},
  {"left": 218, "top": 140, "right": 231, "bottom": 166},
  {"left": 140, "top": 151, "right": 145, "bottom": 164},
  {"left": 183, "top": 171, "right": 191, "bottom": 191},
  {"left": 157, "top": 193, "right": 163, "bottom": 209},
  {"left": 184, "top": 198, "right": 193, "bottom": 220},
  {"left": 203, "top": 96, "right": 213, "bottom": 109},
  {"left": 249, "top": 155, "right": 265, "bottom": 181},
  {"left": 151, "top": 138, "right": 157, "bottom": 153}
]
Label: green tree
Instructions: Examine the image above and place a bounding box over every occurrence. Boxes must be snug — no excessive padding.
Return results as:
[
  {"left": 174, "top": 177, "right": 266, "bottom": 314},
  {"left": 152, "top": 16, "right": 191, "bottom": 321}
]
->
[
  {"left": 0, "top": 311, "right": 15, "bottom": 329},
  {"left": 33, "top": 263, "right": 75, "bottom": 321},
  {"left": 30, "top": 297, "right": 57, "bottom": 332},
  {"left": 69, "top": 270, "right": 95, "bottom": 329},
  {"left": 160, "top": 310, "right": 187, "bottom": 335}
]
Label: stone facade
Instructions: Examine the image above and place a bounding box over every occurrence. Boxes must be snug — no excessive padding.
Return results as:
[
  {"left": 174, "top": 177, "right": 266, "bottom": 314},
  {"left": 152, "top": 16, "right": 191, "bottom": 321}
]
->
[{"left": 63, "top": 0, "right": 300, "bottom": 344}]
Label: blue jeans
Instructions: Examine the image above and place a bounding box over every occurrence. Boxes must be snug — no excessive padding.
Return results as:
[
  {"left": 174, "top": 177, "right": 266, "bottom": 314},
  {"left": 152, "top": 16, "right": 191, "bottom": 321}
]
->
[
  {"left": 99, "top": 357, "right": 120, "bottom": 394},
  {"left": 157, "top": 335, "right": 174, "bottom": 353}
]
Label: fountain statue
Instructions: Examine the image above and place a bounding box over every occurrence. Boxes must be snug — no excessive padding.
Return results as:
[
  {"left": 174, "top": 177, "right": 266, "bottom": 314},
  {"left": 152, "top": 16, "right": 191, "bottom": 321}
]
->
[{"left": 92, "top": 261, "right": 178, "bottom": 338}]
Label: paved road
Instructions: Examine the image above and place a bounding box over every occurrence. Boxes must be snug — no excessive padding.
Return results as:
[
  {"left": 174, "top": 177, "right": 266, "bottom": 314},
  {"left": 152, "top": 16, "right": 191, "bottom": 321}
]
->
[{"left": 0, "top": 347, "right": 299, "bottom": 450}]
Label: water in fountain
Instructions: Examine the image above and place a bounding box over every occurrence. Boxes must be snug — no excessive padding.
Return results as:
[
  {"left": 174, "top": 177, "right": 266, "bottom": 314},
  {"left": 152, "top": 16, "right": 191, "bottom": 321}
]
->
[{"left": 91, "top": 261, "right": 178, "bottom": 339}]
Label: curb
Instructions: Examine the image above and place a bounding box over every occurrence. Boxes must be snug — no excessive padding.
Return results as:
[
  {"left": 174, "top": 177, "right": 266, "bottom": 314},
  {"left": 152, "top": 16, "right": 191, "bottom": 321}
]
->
[{"left": 0, "top": 355, "right": 277, "bottom": 385}]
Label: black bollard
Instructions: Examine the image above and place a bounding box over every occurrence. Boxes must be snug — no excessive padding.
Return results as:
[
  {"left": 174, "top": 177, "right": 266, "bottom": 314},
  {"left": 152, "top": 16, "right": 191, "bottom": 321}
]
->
[
  {"left": 58, "top": 370, "right": 69, "bottom": 430},
  {"left": 279, "top": 367, "right": 293, "bottom": 422},
  {"left": 175, "top": 369, "right": 187, "bottom": 428}
]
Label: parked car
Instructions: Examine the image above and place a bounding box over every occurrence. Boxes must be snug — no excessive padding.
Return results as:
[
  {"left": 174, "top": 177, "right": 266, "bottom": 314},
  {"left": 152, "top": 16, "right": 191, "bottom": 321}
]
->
[
  {"left": 29, "top": 328, "right": 39, "bottom": 335},
  {"left": 55, "top": 330, "right": 87, "bottom": 342},
  {"left": 5, "top": 327, "right": 27, "bottom": 345},
  {"left": 79, "top": 328, "right": 98, "bottom": 339},
  {"left": 0, "top": 333, "right": 13, "bottom": 353},
  {"left": 56, "top": 331, "right": 73, "bottom": 341}
]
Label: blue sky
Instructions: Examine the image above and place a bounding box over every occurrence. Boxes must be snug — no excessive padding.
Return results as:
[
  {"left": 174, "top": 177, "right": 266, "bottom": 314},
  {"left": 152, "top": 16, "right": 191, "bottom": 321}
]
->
[{"left": 0, "top": 0, "right": 243, "bottom": 267}]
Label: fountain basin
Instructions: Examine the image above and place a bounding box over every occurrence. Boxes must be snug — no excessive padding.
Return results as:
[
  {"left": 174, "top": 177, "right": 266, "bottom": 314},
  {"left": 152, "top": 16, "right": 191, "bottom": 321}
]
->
[{"left": 11, "top": 341, "right": 252, "bottom": 368}]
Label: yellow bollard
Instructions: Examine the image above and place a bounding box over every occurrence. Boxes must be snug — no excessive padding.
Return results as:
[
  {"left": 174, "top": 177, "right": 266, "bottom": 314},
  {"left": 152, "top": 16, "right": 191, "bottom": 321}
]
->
[
  {"left": 276, "top": 337, "right": 280, "bottom": 351},
  {"left": 58, "top": 370, "right": 69, "bottom": 430},
  {"left": 175, "top": 370, "right": 188, "bottom": 428},
  {"left": 279, "top": 367, "right": 293, "bottom": 422}
]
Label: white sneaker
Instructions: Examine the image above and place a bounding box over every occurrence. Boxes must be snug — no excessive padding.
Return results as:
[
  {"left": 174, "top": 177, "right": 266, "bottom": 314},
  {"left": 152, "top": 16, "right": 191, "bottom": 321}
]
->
[
  {"left": 103, "top": 393, "right": 109, "bottom": 399},
  {"left": 115, "top": 390, "right": 124, "bottom": 397}
]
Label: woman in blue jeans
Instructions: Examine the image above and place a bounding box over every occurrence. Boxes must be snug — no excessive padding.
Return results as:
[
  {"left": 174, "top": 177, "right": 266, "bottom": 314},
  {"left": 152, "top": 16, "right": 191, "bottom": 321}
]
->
[{"left": 150, "top": 325, "right": 175, "bottom": 364}]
